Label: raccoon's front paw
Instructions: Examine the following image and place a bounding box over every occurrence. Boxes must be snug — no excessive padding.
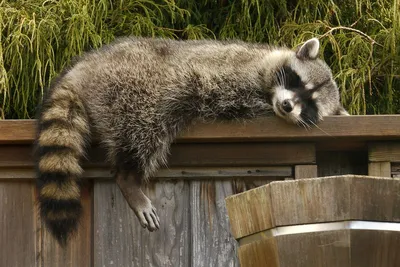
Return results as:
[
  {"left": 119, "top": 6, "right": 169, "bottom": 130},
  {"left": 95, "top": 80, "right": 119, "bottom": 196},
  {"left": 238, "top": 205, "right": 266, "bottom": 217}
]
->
[{"left": 134, "top": 200, "right": 160, "bottom": 232}]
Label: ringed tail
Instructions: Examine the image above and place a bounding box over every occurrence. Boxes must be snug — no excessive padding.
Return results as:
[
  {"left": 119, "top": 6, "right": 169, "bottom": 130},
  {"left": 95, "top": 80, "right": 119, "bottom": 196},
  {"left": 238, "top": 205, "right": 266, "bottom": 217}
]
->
[{"left": 35, "top": 81, "right": 90, "bottom": 246}]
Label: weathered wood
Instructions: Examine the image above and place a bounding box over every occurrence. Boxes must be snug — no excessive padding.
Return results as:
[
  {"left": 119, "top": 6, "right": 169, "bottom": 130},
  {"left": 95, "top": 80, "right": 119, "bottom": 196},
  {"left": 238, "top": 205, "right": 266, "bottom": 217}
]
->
[
  {"left": 190, "top": 180, "right": 240, "bottom": 267},
  {"left": 40, "top": 183, "right": 92, "bottom": 267},
  {"left": 3, "top": 116, "right": 400, "bottom": 144},
  {"left": 295, "top": 165, "right": 318, "bottom": 179},
  {"left": 227, "top": 175, "right": 400, "bottom": 235},
  {"left": 170, "top": 143, "right": 315, "bottom": 166},
  {"left": 238, "top": 238, "right": 279, "bottom": 267},
  {"left": 368, "top": 162, "right": 391, "bottom": 177},
  {"left": 182, "top": 116, "right": 400, "bottom": 142},
  {"left": 317, "top": 151, "right": 368, "bottom": 177},
  {"left": 369, "top": 142, "right": 400, "bottom": 162},
  {"left": 225, "top": 185, "right": 273, "bottom": 239},
  {"left": 351, "top": 229, "right": 400, "bottom": 266},
  {"left": 227, "top": 175, "right": 400, "bottom": 267},
  {"left": 0, "top": 120, "right": 36, "bottom": 144},
  {"left": 93, "top": 180, "right": 190, "bottom": 267},
  {"left": 392, "top": 162, "right": 400, "bottom": 178},
  {"left": 0, "top": 166, "right": 292, "bottom": 180},
  {"left": 350, "top": 177, "right": 400, "bottom": 221},
  {"left": 270, "top": 176, "right": 351, "bottom": 226},
  {"left": 0, "top": 143, "right": 314, "bottom": 168},
  {"left": 275, "top": 230, "right": 351, "bottom": 267},
  {"left": 0, "top": 181, "right": 39, "bottom": 267}
]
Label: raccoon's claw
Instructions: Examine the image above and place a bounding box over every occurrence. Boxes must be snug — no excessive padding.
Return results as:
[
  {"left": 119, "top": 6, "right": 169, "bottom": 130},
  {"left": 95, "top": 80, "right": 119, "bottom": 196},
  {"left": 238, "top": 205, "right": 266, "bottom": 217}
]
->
[
  {"left": 135, "top": 202, "right": 160, "bottom": 231},
  {"left": 115, "top": 171, "right": 161, "bottom": 232}
]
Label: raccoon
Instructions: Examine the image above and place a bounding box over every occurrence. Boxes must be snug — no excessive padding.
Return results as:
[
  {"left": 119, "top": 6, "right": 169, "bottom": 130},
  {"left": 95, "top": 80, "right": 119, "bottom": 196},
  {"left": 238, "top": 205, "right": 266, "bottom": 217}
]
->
[{"left": 35, "top": 37, "right": 348, "bottom": 245}]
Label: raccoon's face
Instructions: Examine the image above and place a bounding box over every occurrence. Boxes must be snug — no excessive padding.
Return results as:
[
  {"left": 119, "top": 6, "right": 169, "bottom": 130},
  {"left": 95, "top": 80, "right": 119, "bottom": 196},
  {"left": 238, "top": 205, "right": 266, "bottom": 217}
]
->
[{"left": 272, "top": 38, "right": 348, "bottom": 127}]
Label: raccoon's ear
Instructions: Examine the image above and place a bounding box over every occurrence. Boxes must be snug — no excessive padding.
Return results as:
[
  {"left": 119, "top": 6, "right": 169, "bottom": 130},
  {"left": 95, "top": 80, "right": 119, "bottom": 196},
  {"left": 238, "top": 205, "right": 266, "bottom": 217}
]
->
[
  {"left": 335, "top": 106, "right": 350, "bottom": 116},
  {"left": 296, "top": 38, "right": 320, "bottom": 60}
]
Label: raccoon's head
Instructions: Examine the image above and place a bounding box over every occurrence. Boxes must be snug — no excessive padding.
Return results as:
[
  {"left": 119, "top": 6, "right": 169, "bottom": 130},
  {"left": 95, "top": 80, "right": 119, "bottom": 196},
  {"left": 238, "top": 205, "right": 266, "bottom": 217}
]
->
[{"left": 271, "top": 38, "right": 348, "bottom": 126}]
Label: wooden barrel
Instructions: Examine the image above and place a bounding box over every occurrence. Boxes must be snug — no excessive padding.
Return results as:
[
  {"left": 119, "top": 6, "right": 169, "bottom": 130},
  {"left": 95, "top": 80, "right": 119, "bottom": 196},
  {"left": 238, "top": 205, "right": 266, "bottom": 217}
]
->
[{"left": 225, "top": 175, "right": 400, "bottom": 267}]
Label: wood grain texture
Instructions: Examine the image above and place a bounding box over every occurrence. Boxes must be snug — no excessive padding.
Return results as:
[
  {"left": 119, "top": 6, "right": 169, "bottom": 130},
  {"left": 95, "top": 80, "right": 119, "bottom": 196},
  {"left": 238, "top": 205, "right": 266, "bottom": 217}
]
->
[
  {"left": 0, "top": 143, "right": 313, "bottom": 168},
  {"left": 190, "top": 180, "right": 240, "bottom": 267},
  {"left": 0, "top": 181, "right": 39, "bottom": 267},
  {"left": 225, "top": 185, "right": 273, "bottom": 239},
  {"left": 0, "top": 120, "right": 36, "bottom": 144},
  {"left": 369, "top": 142, "right": 400, "bottom": 162},
  {"left": 0, "top": 166, "right": 292, "bottom": 180},
  {"left": 40, "top": 183, "right": 92, "bottom": 267},
  {"left": 169, "top": 143, "right": 315, "bottom": 166},
  {"left": 238, "top": 238, "right": 279, "bottom": 267},
  {"left": 350, "top": 176, "right": 400, "bottom": 221},
  {"left": 392, "top": 162, "right": 400, "bottom": 178},
  {"left": 270, "top": 176, "right": 351, "bottom": 226},
  {"left": 3, "top": 116, "right": 400, "bottom": 144},
  {"left": 317, "top": 151, "right": 368, "bottom": 177},
  {"left": 276, "top": 230, "right": 350, "bottom": 267},
  {"left": 368, "top": 162, "right": 391, "bottom": 177},
  {"left": 351, "top": 230, "right": 400, "bottom": 266},
  {"left": 295, "top": 165, "right": 318, "bottom": 179},
  {"left": 93, "top": 180, "right": 190, "bottom": 267}
]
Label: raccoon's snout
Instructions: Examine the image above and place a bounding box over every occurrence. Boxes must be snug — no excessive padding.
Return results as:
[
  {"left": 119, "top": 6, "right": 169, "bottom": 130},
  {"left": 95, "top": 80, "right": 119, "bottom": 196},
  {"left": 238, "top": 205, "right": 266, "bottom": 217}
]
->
[{"left": 281, "top": 100, "right": 293, "bottom": 113}]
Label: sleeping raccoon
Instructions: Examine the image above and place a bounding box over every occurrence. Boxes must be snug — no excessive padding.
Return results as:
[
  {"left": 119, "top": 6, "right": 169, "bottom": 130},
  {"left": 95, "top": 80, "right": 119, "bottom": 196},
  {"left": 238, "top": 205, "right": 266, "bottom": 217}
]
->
[{"left": 35, "top": 37, "right": 348, "bottom": 245}]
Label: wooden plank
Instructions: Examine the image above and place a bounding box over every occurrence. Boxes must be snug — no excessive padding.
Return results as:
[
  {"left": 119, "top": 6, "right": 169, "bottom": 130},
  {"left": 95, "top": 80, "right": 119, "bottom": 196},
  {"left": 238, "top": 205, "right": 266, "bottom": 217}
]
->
[
  {"left": 0, "top": 143, "right": 314, "bottom": 168},
  {"left": 392, "top": 162, "right": 400, "bottom": 178},
  {"left": 276, "top": 230, "right": 350, "bottom": 267},
  {"left": 170, "top": 143, "right": 315, "bottom": 166},
  {"left": 295, "top": 165, "right": 318, "bottom": 179},
  {"left": 368, "top": 162, "right": 391, "bottom": 177},
  {"left": 190, "top": 180, "right": 240, "bottom": 267},
  {"left": 238, "top": 238, "right": 279, "bottom": 267},
  {"left": 40, "top": 183, "right": 92, "bottom": 267},
  {"left": 270, "top": 176, "right": 352, "bottom": 226},
  {"left": 0, "top": 120, "right": 36, "bottom": 144},
  {"left": 317, "top": 151, "right": 368, "bottom": 177},
  {"left": 227, "top": 175, "right": 400, "bottom": 232},
  {"left": 369, "top": 142, "right": 400, "bottom": 162},
  {"left": 351, "top": 229, "right": 400, "bottom": 266},
  {"left": 0, "top": 166, "right": 292, "bottom": 180},
  {"left": 3, "top": 116, "right": 400, "bottom": 145},
  {"left": 93, "top": 180, "right": 190, "bottom": 267},
  {"left": 350, "top": 176, "right": 400, "bottom": 221},
  {"left": 226, "top": 185, "right": 273, "bottom": 239},
  {"left": 0, "top": 181, "right": 39, "bottom": 267}
]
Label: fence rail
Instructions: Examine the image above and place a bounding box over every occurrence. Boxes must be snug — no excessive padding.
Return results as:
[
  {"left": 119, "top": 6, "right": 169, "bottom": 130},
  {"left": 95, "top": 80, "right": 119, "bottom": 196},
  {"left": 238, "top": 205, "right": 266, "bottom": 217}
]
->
[{"left": 1, "top": 116, "right": 399, "bottom": 267}]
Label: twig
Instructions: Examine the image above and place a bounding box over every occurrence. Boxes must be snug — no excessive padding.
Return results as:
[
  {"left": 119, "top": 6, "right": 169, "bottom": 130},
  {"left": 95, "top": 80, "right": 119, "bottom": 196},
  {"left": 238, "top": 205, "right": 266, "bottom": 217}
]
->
[{"left": 319, "top": 26, "right": 383, "bottom": 47}]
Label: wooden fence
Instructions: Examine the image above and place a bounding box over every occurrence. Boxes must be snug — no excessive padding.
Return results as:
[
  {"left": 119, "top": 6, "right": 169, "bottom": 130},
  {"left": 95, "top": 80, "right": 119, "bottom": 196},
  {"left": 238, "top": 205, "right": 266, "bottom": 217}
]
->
[{"left": 1, "top": 116, "right": 400, "bottom": 267}]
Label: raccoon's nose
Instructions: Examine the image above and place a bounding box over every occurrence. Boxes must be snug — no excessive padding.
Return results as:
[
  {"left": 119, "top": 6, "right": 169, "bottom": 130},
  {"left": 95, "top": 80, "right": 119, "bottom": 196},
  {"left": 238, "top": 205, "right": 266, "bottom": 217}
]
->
[{"left": 282, "top": 100, "right": 293, "bottom": 113}]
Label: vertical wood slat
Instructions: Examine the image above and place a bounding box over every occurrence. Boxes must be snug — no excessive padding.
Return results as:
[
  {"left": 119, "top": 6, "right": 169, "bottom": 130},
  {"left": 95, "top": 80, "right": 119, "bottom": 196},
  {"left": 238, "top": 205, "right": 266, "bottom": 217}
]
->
[
  {"left": 0, "top": 181, "right": 39, "bottom": 267},
  {"left": 190, "top": 181, "right": 240, "bottom": 267},
  {"left": 40, "top": 183, "right": 92, "bottom": 267},
  {"left": 93, "top": 181, "right": 190, "bottom": 267},
  {"left": 368, "top": 143, "right": 396, "bottom": 177},
  {"left": 368, "top": 162, "right": 391, "bottom": 177},
  {"left": 295, "top": 165, "right": 318, "bottom": 179}
]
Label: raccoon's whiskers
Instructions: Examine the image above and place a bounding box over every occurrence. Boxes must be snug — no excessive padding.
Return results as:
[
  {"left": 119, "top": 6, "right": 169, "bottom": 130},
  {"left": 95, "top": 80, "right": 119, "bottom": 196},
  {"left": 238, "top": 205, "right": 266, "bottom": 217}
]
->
[
  {"left": 297, "top": 118, "right": 311, "bottom": 130},
  {"left": 279, "top": 67, "right": 286, "bottom": 87},
  {"left": 308, "top": 119, "right": 333, "bottom": 137}
]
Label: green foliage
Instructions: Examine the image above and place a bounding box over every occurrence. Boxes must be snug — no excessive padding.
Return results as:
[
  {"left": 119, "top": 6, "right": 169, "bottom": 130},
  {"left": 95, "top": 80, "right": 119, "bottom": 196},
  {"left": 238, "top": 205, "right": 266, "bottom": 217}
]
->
[{"left": 1, "top": 0, "right": 399, "bottom": 118}]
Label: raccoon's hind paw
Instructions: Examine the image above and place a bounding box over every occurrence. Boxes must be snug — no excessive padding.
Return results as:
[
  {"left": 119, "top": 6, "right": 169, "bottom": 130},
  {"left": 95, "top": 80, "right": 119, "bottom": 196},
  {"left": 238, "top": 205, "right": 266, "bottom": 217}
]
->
[
  {"left": 116, "top": 171, "right": 160, "bottom": 231},
  {"left": 135, "top": 200, "right": 160, "bottom": 231}
]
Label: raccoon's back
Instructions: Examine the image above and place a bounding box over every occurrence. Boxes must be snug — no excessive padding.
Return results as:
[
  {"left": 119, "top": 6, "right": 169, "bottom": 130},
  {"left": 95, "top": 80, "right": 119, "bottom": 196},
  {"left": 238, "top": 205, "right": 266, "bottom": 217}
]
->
[{"left": 73, "top": 37, "right": 270, "bottom": 131}]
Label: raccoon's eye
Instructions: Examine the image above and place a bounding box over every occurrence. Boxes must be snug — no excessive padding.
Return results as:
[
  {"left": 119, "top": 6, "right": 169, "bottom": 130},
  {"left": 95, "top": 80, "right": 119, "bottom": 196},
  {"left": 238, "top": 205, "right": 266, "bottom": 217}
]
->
[{"left": 282, "top": 66, "right": 303, "bottom": 89}]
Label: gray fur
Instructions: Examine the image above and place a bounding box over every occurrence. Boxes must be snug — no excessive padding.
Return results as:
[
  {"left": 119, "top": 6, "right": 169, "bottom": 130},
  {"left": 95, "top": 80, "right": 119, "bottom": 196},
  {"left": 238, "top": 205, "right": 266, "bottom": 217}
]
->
[
  {"left": 41, "top": 37, "right": 347, "bottom": 236},
  {"left": 62, "top": 37, "right": 345, "bottom": 179}
]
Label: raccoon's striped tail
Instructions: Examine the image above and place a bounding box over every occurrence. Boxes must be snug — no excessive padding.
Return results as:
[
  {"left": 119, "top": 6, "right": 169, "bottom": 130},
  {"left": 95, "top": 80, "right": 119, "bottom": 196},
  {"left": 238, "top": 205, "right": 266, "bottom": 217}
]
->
[{"left": 35, "top": 84, "right": 90, "bottom": 246}]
